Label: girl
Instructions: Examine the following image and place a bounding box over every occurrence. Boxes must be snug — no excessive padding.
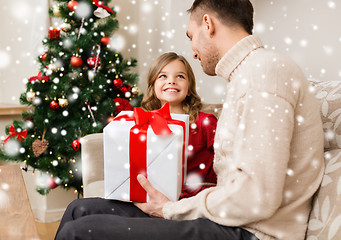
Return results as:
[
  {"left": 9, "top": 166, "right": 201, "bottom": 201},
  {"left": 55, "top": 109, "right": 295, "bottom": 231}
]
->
[{"left": 141, "top": 52, "right": 217, "bottom": 199}]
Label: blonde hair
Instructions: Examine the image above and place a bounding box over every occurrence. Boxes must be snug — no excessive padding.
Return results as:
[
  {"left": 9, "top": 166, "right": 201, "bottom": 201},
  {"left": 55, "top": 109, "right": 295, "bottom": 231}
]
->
[{"left": 141, "top": 52, "right": 202, "bottom": 125}]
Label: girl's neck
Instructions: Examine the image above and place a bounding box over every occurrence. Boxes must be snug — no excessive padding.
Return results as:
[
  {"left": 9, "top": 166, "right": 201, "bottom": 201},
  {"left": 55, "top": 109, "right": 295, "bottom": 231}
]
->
[{"left": 166, "top": 103, "right": 185, "bottom": 114}]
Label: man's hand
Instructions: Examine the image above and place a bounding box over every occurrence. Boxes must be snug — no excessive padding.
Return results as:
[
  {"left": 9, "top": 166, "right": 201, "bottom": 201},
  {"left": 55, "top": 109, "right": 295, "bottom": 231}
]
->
[{"left": 134, "top": 174, "right": 170, "bottom": 218}]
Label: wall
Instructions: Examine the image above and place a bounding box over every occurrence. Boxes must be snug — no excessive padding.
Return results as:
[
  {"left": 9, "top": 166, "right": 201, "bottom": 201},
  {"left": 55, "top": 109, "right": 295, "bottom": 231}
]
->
[{"left": 252, "top": 0, "right": 341, "bottom": 82}]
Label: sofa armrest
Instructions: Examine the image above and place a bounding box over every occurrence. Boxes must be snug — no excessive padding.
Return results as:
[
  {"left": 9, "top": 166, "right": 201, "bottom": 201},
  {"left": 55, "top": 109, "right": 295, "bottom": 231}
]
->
[{"left": 81, "top": 133, "right": 104, "bottom": 198}]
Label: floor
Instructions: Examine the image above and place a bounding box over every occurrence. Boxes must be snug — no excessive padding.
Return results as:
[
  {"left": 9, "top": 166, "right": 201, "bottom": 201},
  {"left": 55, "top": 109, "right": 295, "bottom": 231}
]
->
[{"left": 35, "top": 221, "right": 60, "bottom": 240}]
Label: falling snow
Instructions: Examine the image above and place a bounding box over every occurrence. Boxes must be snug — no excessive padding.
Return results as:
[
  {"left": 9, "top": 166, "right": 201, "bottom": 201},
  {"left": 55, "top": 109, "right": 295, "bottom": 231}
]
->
[{"left": 0, "top": 2, "right": 341, "bottom": 225}]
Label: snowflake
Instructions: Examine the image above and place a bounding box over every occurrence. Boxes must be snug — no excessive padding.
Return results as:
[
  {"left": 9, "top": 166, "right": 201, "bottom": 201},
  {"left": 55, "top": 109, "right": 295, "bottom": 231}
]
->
[
  {"left": 74, "top": 2, "right": 92, "bottom": 19},
  {"left": 141, "top": 2, "right": 153, "bottom": 13},
  {"left": 3, "top": 140, "right": 21, "bottom": 157},
  {"left": 327, "top": 1, "right": 336, "bottom": 9},
  {"left": 286, "top": 168, "right": 294, "bottom": 176}
]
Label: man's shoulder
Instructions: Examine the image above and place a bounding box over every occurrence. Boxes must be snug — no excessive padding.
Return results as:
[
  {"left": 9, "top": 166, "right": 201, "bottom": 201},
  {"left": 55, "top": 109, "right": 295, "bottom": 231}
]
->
[{"left": 251, "top": 47, "right": 299, "bottom": 70}]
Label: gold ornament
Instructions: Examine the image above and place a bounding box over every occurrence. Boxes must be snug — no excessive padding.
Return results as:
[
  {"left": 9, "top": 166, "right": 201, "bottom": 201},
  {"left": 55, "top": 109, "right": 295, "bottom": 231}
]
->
[
  {"left": 53, "top": 5, "right": 61, "bottom": 17},
  {"left": 26, "top": 90, "right": 36, "bottom": 102},
  {"left": 132, "top": 86, "right": 141, "bottom": 95},
  {"left": 58, "top": 98, "right": 69, "bottom": 107}
]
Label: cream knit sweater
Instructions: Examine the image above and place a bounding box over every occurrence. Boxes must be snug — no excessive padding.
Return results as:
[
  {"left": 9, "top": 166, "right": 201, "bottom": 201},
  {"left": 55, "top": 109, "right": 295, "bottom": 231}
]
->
[{"left": 163, "top": 35, "right": 325, "bottom": 240}]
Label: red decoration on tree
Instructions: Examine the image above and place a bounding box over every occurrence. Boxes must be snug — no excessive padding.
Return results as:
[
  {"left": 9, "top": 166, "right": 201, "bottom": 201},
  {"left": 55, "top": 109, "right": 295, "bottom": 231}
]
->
[
  {"left": 40, "top": 52, "right": 47, "bottom": 62},
  {"left": 71, "top": 139, "right": 81, "bottom": 151},
  {"left": 29, "top": 72, "right": 50, "bottom": 83},
  {"left": 87, "top": 56, "right": 101, "bottom": 68},
  {"left": 120, "top": 85, "right": 128, "bottom": 93},
  {"left": 48, "top": 28, "right": 60, "bottom": 39},
  {"left": 113, "top": 78, "right": 123, "bottom": 88},
  {"left": 3, "top": 125, "right": 28, "bottom": 144},
  {"left": 93, "top": 0, "right": 114, "bottom": 14},
  {"left": 70, "top": 56, "right": 83, "bottom": 67},
  {"left": 120, "top": 84, "right": 131, "bottom": 93},
  {"left": 101, "top": 36, "right": 110, "bottom": 45},
  {"left": 47, "top": 177, "right": 58, "bottom": 189},
  {"left": 50, "top": 100, "right": 60, "bottom": 110},
  {"left": 68, "top": 0, "right": 78, "bottom": 11},
  {"left": 113, "top": 98, "right": 133, "bottom": 113}
]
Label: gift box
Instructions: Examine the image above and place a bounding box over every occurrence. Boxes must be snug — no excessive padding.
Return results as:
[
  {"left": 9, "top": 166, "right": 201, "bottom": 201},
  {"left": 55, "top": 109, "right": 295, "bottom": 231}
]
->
[{"left": 103, "top": 103, "right": 189, "bottom": 202}]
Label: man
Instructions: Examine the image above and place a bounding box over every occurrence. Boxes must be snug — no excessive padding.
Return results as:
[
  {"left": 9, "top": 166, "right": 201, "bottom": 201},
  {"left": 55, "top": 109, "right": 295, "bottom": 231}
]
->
[{"left": 55, "top": 1, "right": 324, "bottom": 239}]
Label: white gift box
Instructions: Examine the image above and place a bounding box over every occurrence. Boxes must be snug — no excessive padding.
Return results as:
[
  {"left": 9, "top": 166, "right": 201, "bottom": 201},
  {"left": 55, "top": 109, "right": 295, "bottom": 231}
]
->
[{"left": 103, "top": 110, "right": 189, "bottom": 202}]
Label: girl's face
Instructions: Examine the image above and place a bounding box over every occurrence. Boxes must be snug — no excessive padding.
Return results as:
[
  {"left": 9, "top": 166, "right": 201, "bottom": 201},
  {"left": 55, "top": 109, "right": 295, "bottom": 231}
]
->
[{"left": 154, "top": 60, "right": 189, "bottom": 109}]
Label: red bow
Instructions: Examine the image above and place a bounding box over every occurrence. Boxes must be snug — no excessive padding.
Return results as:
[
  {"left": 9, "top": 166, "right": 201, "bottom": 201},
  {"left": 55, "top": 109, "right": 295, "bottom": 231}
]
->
[
  {"left": 115, "top": 103, "right": 173, "bottom": 136},
  {"left": 133, "top": 104, "right": 173, "bottom": 135},
  {"left": 29, "top": 72, "right": 50, "bottom": 82},
  {"left": 3, "top": 125, "right": 28, "bottom": 143},
  {"left": 92, "top": 0, "right": 114, "bottom": 14}
]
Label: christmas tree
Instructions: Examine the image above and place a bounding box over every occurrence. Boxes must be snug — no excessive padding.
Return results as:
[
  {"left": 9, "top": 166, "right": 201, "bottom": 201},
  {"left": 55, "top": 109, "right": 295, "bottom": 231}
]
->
[{"left": 0, "top": 0, "right": 142, "bottom": 195}]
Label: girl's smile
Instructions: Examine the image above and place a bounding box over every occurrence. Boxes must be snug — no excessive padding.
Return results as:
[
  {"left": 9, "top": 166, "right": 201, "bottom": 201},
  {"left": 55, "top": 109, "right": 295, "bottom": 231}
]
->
[{"left": 154, "top": 59, "right": 189, "bottom": 114}]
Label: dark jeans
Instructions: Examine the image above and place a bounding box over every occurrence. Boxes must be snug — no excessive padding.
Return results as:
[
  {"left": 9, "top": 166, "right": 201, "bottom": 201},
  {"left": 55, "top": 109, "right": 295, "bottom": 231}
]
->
[{"left": 55, "top": 198, "right": 259, "bottom": 240}]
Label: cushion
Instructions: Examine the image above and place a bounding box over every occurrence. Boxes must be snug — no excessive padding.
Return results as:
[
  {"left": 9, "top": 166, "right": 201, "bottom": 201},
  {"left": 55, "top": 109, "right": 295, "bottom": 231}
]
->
[
  {"left": 201, "top": 103, "right": 223, "bottom": 119},
  {"left": 312, "top": 80, "right": 341, "bottom": 151},
  {"left": 306, "top": 149, "right": 341, "bottom": 240}
]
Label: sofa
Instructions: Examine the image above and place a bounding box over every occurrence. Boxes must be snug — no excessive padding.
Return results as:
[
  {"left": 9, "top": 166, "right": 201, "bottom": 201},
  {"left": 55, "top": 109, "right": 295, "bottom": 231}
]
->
[{"left": 81, "top": 80, "right": 341, "bottom": 239}]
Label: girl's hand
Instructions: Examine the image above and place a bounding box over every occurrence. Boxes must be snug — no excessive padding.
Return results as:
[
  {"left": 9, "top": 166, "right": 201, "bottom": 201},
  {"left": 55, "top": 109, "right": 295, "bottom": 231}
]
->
[{"left": 134, "top": 174, "right": 170, "bottom": 218}]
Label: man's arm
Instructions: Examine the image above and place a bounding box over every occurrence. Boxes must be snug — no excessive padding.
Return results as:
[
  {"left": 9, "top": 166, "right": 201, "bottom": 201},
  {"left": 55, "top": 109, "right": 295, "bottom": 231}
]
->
[{"left": 161, "top": 90, "right": 295, "bottom": 225}]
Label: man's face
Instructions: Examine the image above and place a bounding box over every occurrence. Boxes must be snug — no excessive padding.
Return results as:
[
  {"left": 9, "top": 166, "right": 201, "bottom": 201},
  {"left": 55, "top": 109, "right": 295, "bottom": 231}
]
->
[{"left": 186, "top": 15, "right": 220, "bottom": 76}]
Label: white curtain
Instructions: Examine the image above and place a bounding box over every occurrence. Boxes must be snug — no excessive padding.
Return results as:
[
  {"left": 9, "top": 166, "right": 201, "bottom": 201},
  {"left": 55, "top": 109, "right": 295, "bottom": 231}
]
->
[{"left": 0, "top": 0, "right": 50, "bottom": 104}]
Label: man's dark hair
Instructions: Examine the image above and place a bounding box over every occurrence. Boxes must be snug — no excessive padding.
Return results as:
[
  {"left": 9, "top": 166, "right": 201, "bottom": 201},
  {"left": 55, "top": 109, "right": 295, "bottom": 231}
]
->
[{"left": 187, "top": 0, "right": 254, "bottom": 35}]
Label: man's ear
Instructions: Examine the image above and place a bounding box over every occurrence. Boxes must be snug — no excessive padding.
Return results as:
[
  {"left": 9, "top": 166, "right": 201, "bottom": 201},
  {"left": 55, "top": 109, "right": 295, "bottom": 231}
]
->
[{"left": 202, "top": 14, "right": 215, "bottom": 38}]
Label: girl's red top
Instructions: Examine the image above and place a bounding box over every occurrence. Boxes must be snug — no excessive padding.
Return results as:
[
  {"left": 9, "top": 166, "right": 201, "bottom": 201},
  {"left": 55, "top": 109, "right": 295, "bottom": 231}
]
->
[{"left": 180, "top": 112, "right": 218, "bottom": 199}]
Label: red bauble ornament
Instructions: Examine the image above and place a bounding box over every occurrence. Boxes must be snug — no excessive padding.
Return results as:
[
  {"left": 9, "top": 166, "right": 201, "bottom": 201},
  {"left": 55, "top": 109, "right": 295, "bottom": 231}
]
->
[
  {"left": 120, "top": 86, "right": 128, "bottom": 93},
  {"left": 113, "top": 78, "right": 123, "bottom": 88},
  {"left": 113, "top": 98, "right": 133, "bottom": 113},
  {"left": 40, "top": 52, "right": 47, "bottom": 62},
  {"left": 48, "top": 28, "right": 60, "bottom": 39},
  {"left": 68, "top": 0, "right": 78, "bottom": 11},
  {"left": 70, "top": 56, "right": 83, "bottom": 67},
  {"left": 101, "top": 36, "right": 110, "bottom": 45},
  {"left": 50, "top": 100, "right": 60, "bottom": 110},
  {"left": 71, "top": 139, "right": 81, "bottom": 151},
  {"left": 120, "top": 85, "right": 131, "bottom": 93},
  {"left": 47, "top": 177, "right": 58, "bottom": 189},
  {"left": 87, "top": 56, "right": 101, "bottom": 68}
]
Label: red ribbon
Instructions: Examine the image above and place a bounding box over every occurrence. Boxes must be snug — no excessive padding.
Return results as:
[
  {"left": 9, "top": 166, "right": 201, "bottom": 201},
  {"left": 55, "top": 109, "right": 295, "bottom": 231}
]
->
[
  {"left": 113, "top": 103, "right": 186, "bottom": 202},
  {"left": 48, "top": 28, "right": 60, "bottom": 39},
  {"left": 29, "top": 72, "right": 50, "bottom": 82},
  {"left": 4, "top": 125, "right": 27, "bottom": 143},
  {"left": 93, "top": 0, "right": 114, "bottom": 14}
]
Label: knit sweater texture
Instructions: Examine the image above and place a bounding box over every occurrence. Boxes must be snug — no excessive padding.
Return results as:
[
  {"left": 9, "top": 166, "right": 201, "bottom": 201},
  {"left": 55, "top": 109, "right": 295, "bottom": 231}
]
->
[{"left": 162, "top": 35, "right": 325, "bottom": 240}]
